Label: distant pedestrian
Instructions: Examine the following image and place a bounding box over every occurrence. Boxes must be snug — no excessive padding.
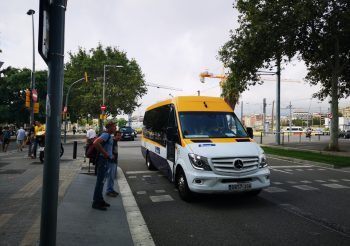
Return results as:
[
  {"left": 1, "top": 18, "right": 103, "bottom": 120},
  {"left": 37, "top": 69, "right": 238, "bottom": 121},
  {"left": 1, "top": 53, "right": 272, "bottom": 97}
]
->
[
  {"left": 16, "top": 127, "right": 26, "bottom": 151},
  {"left": 32, "top": 121, "right": 45, "bottom": 158},
  {"left": 0, "top": 127, "right": 3, "bottom": 151},
  {"left": 27, "top": 123, "right": 35, "bottom": 157},
  {"left": 92, "top": 121, "right": 116, "bottom": 211},
  {"left": 106, "top": 130, "right": 122, "bottom": 197},
  {"left": 72, "top": 126, "right": 76, "bottom": 135},
  {"left": 2, "top": 126, "right": 11, "bottom": 152}
]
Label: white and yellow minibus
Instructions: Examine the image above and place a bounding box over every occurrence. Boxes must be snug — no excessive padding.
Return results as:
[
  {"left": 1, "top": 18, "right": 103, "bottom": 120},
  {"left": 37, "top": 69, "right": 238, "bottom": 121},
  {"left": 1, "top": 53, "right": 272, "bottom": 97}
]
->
[{"left": 141, "top": 96, "right": 270, "bottom": 201}]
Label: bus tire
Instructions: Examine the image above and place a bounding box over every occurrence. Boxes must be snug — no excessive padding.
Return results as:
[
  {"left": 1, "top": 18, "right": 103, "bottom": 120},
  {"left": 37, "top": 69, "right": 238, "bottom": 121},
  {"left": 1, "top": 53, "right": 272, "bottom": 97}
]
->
[
  {"left": 146, "top": 152, "right": 156, "bottom": 170},
  {"left": 176, "top": 170, "right": 193, "bottom": 202}
]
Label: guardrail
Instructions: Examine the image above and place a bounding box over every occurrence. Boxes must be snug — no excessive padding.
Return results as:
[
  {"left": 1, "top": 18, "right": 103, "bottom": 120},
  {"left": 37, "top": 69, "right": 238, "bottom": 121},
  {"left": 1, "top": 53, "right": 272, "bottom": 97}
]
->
[{"left": 257, "top": 131, "right": 330, "bottom": 145}]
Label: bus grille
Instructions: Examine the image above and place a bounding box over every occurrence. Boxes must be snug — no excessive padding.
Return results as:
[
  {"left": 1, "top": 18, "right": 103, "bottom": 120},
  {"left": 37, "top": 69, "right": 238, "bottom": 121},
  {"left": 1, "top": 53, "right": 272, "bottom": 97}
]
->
[{"left": 210, "top": 156, "right": 259, "bottom": 174}]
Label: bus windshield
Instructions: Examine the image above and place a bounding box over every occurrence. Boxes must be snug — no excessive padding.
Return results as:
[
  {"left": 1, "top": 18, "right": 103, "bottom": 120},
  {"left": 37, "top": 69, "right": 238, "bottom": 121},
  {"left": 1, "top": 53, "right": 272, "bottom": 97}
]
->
[{"left": 179, "top": 112, "right": 248, "bottom": 139}]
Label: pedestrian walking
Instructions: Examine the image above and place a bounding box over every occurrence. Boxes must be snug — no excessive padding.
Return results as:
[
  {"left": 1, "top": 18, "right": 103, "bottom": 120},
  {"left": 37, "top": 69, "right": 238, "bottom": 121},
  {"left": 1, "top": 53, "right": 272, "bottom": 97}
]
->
[
  {"left": 0, "top": 127, "right": 3, "bottom": 151},
  {"left": 92, "top": 121, "right": 116, "bottom": 211},
  {"left": 32, "top": 121, "right": 45, "bottom": 159},
  {"left": 106, "top": 130, "right": 122, "bottom": 197},
  {"left": 2, "top": 126, "right": 11, "bottom": 152},
  {"left": 27, "top": 123, "right": 35, "bottom": 157},
  {"left": 16, "top": 127, "right": 26, "bottom": 151},
  {"left": 72, "top": 126, "right": 76, "bottom": 135}
]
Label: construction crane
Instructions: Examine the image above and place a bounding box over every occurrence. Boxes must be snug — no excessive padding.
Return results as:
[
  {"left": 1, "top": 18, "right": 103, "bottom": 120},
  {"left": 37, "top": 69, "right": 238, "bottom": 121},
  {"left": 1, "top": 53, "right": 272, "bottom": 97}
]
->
[
  {"left": 199, "top": 70, "right": 227, "bottom": 86},
  {"left": 145, "top": 82, "right": 183, "bottom": 91}
]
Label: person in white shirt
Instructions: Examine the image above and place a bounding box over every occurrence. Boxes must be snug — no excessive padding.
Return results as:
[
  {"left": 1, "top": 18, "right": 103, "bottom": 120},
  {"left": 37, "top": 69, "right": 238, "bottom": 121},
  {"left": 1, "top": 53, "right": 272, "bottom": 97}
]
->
[
  {"left": 86, "top": 127, "right": 97, "bottom": 144},
  {"left": 16, "top": 127, "right": 26, "bottom": 151}
]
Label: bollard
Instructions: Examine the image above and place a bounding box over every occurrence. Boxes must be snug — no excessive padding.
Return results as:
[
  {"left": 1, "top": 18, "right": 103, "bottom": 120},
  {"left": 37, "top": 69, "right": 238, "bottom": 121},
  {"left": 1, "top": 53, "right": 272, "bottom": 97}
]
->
[
  {"left": 73, "top": 141, "right": 77, "bottom": 159},
  {"left": 260, "top": 132, "right": 263, "bottom": 144}
]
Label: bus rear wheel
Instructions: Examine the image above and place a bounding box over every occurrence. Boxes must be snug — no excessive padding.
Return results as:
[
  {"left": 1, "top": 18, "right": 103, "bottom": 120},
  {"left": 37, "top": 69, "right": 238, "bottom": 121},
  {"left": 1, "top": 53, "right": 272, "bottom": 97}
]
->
[{"left": 176, "top": 170, "right": 193, "bottom": 202}]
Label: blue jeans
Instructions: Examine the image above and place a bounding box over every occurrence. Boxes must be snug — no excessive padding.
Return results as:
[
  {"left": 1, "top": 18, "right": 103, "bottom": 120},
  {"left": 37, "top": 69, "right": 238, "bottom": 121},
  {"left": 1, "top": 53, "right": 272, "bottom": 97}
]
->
[
  {"left": 106, "top": 160, "right": 118, "bottom": 193},
  {"left": 93, "top": 156, "right": 109, "bottom": 203}
]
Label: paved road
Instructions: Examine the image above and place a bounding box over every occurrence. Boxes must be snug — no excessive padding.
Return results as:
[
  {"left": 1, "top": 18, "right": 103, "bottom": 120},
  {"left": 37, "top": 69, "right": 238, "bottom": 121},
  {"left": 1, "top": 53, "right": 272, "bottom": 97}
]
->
[{"left": 118, "top": 140, "right": 350, "bottom": 246}]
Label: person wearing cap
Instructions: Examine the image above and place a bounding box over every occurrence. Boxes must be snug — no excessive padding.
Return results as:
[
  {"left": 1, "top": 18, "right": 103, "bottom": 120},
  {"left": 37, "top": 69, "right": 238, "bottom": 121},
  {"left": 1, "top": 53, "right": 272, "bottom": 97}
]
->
[{"left": 91, "top": 121, "right": 116, "bottom": 211}]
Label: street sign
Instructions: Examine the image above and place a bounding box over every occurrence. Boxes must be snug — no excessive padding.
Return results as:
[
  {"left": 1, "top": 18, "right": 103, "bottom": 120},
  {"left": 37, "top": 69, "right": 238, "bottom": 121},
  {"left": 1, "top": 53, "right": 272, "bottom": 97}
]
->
[
  {"left": 38, "top": 0, "right": 50, "bottom": 63},
  {"left": 327, "top": 113, "right": 333, "bottom": 119},
  {"left": 101, "top": 105, "right": 107, "bottom": 111},
  {"left": 32, "top": 89, "right": 38, "bottom": 102}
]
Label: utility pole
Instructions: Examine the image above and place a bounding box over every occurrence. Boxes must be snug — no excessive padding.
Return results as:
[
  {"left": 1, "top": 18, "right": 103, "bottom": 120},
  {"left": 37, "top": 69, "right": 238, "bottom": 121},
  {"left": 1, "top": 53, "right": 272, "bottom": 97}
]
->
[
  {"left": 287, "top": 101, "right": 292, "bottom": 138},
  {"left": 27, "top": 9, "right": 36, "bottom": 126},
  {"left": 38, "top": 1, "right": 66, "bottom": 245},
  {"left": 241, "top": 100, "right": 243, "bottom": 122},
  {"left": 276, "top": 57, "right": 281, "bottom": 145},
  {"left": 263, "top": 98, "right": 266, "bottom": 135}
]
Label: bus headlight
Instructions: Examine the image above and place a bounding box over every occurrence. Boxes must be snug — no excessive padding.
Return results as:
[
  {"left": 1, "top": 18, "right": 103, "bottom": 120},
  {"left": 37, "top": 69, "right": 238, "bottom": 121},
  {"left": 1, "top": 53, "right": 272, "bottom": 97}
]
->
[
  {"left": 188, "top": 154, "right": 212, "bottom": 171},
  {"left": 259, "top": 154, "right": 268, "bottom": 168}
]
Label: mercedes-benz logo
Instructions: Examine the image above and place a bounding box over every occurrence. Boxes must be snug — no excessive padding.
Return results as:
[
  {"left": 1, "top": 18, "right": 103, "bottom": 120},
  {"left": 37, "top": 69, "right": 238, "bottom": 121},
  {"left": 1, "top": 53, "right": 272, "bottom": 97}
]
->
[{"left": 234, "top": 159, "right": 244, "bottom": 169}]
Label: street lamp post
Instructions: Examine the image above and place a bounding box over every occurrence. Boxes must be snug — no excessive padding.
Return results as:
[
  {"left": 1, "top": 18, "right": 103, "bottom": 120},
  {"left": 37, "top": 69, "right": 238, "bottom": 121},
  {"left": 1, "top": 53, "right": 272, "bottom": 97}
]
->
[
  {"left": 27, "top": 9, "right": 36, "bottom": 126},
  {"left": 100, "top": 64, "right": 123, "bottom": 132},
  {"left": 63, "top": 77, "right": 85, "bottom": 143}
]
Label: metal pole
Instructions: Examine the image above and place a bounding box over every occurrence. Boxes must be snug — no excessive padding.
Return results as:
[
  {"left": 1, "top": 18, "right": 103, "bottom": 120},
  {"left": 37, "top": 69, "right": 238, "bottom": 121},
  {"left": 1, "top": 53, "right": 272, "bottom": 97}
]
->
[
  {"left": 27, "top": 10, "right": 36, "bottom": 126},
  {"left": 64, "top": 78, "right": 84, "bottom": 143},
  {"left": 276, "top": 57, "right": 281, "bottom": 145},
  {"left": 40, "top": 1, "right": 65, "bottom": 245}
]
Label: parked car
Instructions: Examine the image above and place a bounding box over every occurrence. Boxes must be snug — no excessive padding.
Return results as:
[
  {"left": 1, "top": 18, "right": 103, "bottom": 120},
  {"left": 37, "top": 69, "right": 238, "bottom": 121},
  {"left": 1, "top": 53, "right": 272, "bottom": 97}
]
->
[
  {"left": 120, "top": 126, "right": 135, "bottom": 141},
  {"left": 343, "top": 130, "right": 350, "bottom": 139},
  {"left": 314, "top": 128, "right": 324, "bottom": 135}
]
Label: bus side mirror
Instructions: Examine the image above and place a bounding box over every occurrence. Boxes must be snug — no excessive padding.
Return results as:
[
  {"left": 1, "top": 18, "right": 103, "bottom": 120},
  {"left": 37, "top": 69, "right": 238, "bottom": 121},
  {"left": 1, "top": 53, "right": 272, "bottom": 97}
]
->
[{"left": 246, "top": 127, "right": 253, "bottom": 139}]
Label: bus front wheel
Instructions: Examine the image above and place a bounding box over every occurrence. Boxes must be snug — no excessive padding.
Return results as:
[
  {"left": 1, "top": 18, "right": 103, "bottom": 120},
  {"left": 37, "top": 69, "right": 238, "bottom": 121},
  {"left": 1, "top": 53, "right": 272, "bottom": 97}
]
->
[
  {"left": 176, "top": 170, "right": 193, "bottom": 202},
  {"left": 146, "top": 153, "right": 156, "bottom": 170}
]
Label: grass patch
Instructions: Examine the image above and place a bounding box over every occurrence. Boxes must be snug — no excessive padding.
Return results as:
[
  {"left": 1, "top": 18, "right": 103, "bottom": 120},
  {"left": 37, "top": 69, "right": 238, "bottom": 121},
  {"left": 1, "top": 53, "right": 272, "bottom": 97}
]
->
[{"left": 262, "top": 146, "right": 350, "bottom": 168}]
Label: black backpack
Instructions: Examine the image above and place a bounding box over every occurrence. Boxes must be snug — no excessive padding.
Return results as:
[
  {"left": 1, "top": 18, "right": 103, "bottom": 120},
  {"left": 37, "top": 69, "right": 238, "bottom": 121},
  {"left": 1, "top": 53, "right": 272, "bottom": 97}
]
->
[{"left": 86, "top": 134, "right": 111, "bottom": 161}]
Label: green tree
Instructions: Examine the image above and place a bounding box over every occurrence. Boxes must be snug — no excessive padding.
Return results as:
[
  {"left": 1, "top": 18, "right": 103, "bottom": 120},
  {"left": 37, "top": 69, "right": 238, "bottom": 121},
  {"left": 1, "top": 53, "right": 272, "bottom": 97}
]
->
[
  {"left": 0, "top": 67, "right": 47, "bottom": 125},
  {"left": 219, "top": 0, "right": 350, "bottom": 150},
  {"left": 116, "top": 118, "right": 127, "bottom": 128},
  {"left": 64, "top": 44, "right": 147, "bottom": 122}
]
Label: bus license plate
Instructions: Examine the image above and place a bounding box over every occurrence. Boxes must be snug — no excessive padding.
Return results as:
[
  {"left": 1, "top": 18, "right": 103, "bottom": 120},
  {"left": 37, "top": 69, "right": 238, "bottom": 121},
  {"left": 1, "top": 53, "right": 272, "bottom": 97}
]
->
[{"left": 228, "top": 183, "right": 251, "bottom": 191}]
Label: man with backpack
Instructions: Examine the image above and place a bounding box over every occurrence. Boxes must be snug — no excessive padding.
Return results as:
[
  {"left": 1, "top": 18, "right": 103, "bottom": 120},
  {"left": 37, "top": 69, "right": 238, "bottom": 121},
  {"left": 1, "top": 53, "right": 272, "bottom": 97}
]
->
[{"left": 91, "top": 121, "right": 116, "bottom": 211}]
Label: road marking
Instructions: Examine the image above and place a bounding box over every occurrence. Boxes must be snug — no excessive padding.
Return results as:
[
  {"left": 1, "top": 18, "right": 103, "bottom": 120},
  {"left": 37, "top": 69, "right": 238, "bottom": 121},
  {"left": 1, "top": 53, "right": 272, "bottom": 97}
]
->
[
  {"left": 284, "top": 169, "right": 293, "bottom": 172},
  {"left": 342, "top": 179, "right": 350, "bottom": 182},
  {"left": 0, "top": 214, "right": 13, "bottom": 228},
  {"left": 328, "top": 179, "right": 339, "bottom": 182},
  {"left": 315, "top": 180, "right": 326, "bottom": 183},
  {"left": 155, "top": 189, "right": 166, "bottom": 193},
  {"left": 11, "top": 175, "right": 42, "bottom": 199},
  {"left": 300, "top": 180, "right": 312, "bottom": 184},
  {"left": 287, "top": 181, "right": 297, "bottom": 184},
  {"left": 322, "top": 184, "right": 349, "bottom": 189},
  {"left": 272, "top": 182, "right": 283, "bottom": 185},
  {"left": 270, "top": 169, "right": 292, "bottom": 174},
  {"left": 293, "top": 185, "right": 319, "bottom": 191},
  {"left": 127, "top": 176, "right": 137, "bottom": 179},
  {"left": 150, "top": 195, "right": 174, "bottom": 202},
  {"left": 118, "top": 167, "right": 155, "bottom": 246},
  {"left": 136, "top": 191, "right": 147, "bottom": 195},
  {"left": 264, "top": 187, "right": 287, "bottom": 193},
  {"left": 126, "top": 170, "right": 159, "bottom": 175},
  {"left": 142, "top": 175, "right": 152, "bottom": 178},
  {"left": 295, "top": 169, "right": 303, "bottom": 171},
  {"left": 317, "top": 169, "right": 326, "bottom": 171}
]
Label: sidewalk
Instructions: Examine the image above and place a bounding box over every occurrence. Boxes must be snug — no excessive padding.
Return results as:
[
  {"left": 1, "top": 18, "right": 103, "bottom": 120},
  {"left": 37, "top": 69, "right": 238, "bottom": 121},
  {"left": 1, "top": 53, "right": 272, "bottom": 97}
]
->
[
  {"left": 56, "top": 162, "right": 154, "bottom": 246},
  {"left": 56, "top": 170, "right": 133, "bottom": 246}
]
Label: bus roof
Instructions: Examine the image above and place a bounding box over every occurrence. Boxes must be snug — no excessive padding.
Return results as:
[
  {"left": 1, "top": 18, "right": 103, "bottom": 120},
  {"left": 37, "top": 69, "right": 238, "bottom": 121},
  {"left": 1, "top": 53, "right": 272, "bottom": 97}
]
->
[{"left": 145, "top": 96, "right": 233, "bottom": 112}]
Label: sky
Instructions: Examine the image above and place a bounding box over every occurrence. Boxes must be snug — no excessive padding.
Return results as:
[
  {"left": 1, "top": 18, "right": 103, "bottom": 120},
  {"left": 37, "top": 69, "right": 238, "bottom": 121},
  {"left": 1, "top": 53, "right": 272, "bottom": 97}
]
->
[{"left": 1, "top": 0, "right": 349, "bottom": 117}]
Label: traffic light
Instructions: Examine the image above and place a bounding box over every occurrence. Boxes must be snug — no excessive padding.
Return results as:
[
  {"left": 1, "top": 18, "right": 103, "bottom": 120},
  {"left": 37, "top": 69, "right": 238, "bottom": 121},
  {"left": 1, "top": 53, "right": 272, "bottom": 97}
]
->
[
  {"left": 84, "top": 72, "right": 88, "bottom": 82},
  {"left": 34, "top": 102, "right": 39, "bottom": 113},
  {"left": 25, "top": 89, "right": 31, "bottom": 108}
]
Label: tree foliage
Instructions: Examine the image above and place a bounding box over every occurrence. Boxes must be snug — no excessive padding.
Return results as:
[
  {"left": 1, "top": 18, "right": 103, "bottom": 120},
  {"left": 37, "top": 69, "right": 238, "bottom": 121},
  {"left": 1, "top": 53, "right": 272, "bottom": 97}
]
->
[
  {"left": 64, "top": 44, "right": 147, "bottom": 122},
  {"left": 219, "top": 0, "right": 350, "bottom": 150},
  {"left": 0, "top": 67, "right": 47, "bottom": 125}
]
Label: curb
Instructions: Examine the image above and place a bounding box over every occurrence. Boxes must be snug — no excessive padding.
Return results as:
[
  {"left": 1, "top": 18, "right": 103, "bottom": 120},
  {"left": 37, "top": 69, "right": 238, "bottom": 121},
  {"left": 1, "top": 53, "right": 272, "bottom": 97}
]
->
[{"left": 266, "top": 154, "right": 335, "bottom": 169}]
